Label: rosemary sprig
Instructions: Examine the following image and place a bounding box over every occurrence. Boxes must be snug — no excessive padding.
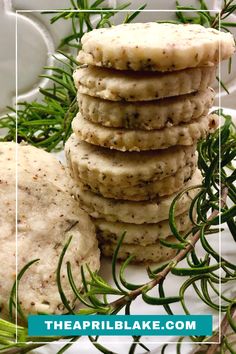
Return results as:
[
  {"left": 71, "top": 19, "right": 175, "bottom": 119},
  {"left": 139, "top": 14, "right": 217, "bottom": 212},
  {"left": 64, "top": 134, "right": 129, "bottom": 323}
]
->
[
  {"left": 0, "top": 51, "right": 78, "bottom": 152},
  {"left": 204, "top": 306, "right": 236, "bottom": 354},
  {"left": 175, "top": 0, "right": 236, "bottom": 30}
]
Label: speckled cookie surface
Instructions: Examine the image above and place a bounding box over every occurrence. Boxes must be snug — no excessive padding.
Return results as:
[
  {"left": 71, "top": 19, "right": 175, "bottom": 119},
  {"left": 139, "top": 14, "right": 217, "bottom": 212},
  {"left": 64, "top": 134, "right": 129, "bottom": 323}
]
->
[
  {"left": 72, "top": 113, "right": 218, "bottom": 151},
  {"left": 0, "top": 142, "right": 100, "bottom": 321},
  {"left": 95, "top": 211, "right": 192, "bottom": 246},
  {"left": 73, "top": 161, "right": 197, "bottom": 201},
  {"left": 65, "top": 133, "right": 196, "bottom": 190},
  {"left": 73, "top": 65, "right": 216, "bottom": 102},
  {"left": 19, "top": 142, "right": 73, "bottom": 192},
  {"left": 73, "top": 169, "right": 202, "bottom": 224},
  {"left": 77, "top": 23, "right": 235, "bottom": 71},
  {"left": 78, "top": 88, "right": 215, "bottom": 130},
  {"left": 99, "top": 236, "right": 177, "bottom": 263}
]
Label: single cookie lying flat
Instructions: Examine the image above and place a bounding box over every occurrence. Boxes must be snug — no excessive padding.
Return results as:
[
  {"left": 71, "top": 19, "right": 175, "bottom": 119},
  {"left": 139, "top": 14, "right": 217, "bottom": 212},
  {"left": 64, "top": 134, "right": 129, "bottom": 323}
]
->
[
  {"left": 12, "top": 142, "right": 73, "bottom": 192},
  {"left": 73, "top": 169, "right": 202, "bottom": 224},
  {"left": 74, "top": 65, "right": 216, "bottom": 101},
  {"left": 73, "top": 161, "right": 197, "bottom": 201},
  {"left": 78, "top": 88, "right": 215, "bottom": 130},
  {"left": 72, "top": 113, "right": 218, "bottom": 151},
  {"left": 99, "top": 237, "right": 177, "bottom": 263},
  {"left": 65, "top": 134, "right": 196, "bottom": 190},
  {"left": 0, "top": 142, "right": 100, "bottom": 321},
  {"left": 77, "top": 23, "right": 235, "bottom": 71},
  {"left": 95, "top": 211, "right": 192, "bottom": 246}
]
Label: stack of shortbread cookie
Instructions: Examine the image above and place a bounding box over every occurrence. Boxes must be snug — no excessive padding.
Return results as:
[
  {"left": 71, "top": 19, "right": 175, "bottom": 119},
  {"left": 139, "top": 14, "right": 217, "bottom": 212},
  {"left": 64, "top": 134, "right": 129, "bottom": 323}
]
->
[{"left": 65, "top": 23, "right": 235, "bottom": 263}]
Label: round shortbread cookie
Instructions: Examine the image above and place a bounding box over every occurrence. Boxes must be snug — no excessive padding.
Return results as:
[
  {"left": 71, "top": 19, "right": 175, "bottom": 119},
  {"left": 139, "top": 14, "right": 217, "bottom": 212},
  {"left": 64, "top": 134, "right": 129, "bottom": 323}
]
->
[
  {"left": 65, "top": 133, "right": 196, "bottom": 190},
  {"left": 78, "top": 88, "right": 215, "bottom": 130},
  {"left": 73, "top": 161, "right": 197, "bottom": 201},
  {"left": 77, "top": 23, "right": 235, "bottom": 71},
  {"left": 73, "top": 65, "right": 216, "bottom": 102},
  {"left": 99, "top": 237, "right": 177, "bottom": 263},
  {"left": 0, "top": 142, "right": 100, "bottom": 320},
  {"left": 73, "top": 169, "right": 202, "bottom": 224},
  {"left": 72, "top": 113, "right": 218, "bottom": 152},
  {"left": 95, "top": 211, "right": 192, "bottom": 246}
]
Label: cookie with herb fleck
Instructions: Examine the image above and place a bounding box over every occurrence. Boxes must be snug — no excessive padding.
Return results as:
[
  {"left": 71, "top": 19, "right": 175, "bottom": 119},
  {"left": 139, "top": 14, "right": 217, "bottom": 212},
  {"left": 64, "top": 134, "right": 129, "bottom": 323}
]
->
[
  {"left": 99, "top": 237, "right": 177, "bottom": 263},
  {"left": 72, "top": 113, "right": 218, "bottom": 152},
  {"left": 70, "top": 162, "right": 197, "bottom": 201},
  {"left": 73, "top": 65, "right": 216, "bottom": 102},
  {"left": 0, "top": 142, "right": 100, "bottom": 321},
  {"left": 95, "top": 211, "right": 192, "bottom": 246},
  {"left": 65, "top": 133, "right": 196, "bottom": 190},
  {"left": 78, "top": 88, "right": 215, "bottom": 130},
  {"left": 77, "top": 23, "right": 235, "bottom": 71},
  {"left": 73, "top": 169, "right": 202, "bottom": 224}
]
